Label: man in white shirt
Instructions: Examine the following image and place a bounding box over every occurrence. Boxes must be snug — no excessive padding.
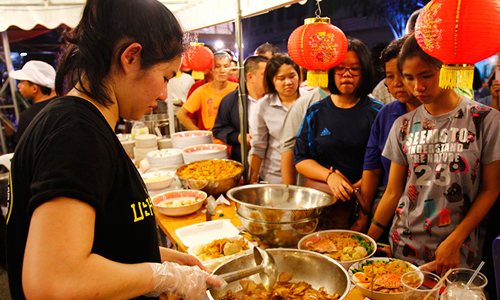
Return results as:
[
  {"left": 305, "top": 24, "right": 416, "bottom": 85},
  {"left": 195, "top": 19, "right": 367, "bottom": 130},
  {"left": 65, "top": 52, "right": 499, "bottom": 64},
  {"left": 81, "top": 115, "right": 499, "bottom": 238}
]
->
[{"left": 212, "top": 55, "right": 269, "bottom": 162}]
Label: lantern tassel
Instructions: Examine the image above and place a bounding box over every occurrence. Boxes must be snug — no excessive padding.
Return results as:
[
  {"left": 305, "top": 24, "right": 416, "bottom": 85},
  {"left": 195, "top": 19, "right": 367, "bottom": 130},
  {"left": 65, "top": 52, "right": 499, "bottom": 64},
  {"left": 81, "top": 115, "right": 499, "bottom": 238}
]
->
[
  {"left": 191, "top": 70, "right": 205, "bottom": 80},
  {"left": 307, "top": 70, "right": 329, "bottom": 88},
  {"left": 439, "top": 64, "right": 474, "bottom": 90}
]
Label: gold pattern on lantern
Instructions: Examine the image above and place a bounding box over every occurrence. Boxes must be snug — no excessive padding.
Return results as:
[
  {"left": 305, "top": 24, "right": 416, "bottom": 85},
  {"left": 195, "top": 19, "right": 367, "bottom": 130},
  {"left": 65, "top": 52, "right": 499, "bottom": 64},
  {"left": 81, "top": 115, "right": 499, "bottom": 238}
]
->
[
  {"left": 309, "top": 32, "right": 339, "bottom": 64},
  {"left": 418, "top": 3, "right": 443, "bottom": 51}
]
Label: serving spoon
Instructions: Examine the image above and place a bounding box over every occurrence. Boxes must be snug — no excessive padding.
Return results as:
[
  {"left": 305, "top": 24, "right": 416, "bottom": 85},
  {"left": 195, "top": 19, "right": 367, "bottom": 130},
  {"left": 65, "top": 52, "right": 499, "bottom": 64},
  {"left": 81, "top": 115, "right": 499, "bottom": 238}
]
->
[{"left": 210, "top": 247, "right": 278, "bottom": 290}]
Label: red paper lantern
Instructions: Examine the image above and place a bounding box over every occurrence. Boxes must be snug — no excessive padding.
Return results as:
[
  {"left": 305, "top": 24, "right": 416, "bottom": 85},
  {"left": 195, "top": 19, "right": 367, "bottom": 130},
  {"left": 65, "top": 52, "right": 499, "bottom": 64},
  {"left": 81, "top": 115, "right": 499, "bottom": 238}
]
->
[
  {"left": 184, "top": 43, "right": 214, "bottom": 80},
  {"left": 288, "top": 17, "right": 348, "bottom": 88},
  {"left": 415, "top": 0, "right": 500, "bottom": 90}
]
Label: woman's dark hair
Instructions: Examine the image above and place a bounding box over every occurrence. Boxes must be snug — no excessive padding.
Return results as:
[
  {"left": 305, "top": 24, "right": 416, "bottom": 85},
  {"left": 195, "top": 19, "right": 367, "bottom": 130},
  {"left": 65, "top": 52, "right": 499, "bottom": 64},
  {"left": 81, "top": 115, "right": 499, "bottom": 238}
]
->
[
  {"left": 397, "top": 33, "right": 442, "bottom": 74},
  {"left": 379, "top": 35, "right": 409, "bottom": 74},
  {"left": 55, "top": 0, "right": 186, "bottom": 107},
  {"left": 328, "top": 37, "right": 375, "bottom": 98},
  {"left": 263, "top": 54, "right": 300, "bottom": 94}
]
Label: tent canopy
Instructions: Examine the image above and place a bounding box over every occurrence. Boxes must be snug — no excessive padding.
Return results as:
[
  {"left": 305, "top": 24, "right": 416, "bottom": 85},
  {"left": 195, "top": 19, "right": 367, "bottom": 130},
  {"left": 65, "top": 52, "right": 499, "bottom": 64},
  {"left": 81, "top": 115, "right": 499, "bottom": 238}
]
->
[{"left": 0, "top": 0, "right": 303, "bottom": 32}]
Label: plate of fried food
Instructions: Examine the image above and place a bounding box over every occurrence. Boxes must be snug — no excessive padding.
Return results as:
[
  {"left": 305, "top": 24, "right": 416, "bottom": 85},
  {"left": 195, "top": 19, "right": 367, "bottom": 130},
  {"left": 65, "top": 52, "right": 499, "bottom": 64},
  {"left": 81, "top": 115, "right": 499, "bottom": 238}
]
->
[
  {"left": 348, "top": 257, "right": 420, "bottom": 300},
  {"left": 298, "top": 230, "right": 376, "bottom": 270}
]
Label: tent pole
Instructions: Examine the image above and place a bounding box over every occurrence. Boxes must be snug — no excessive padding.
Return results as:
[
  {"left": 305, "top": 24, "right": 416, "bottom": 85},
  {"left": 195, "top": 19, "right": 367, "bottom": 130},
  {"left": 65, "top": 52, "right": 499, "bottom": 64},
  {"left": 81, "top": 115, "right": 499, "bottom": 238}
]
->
[
  {"left": 235, "top": 0, "right": 248, "bottom": 184},
  {"left": 1, "top": 31, "right": 19, "bottom": 154}
]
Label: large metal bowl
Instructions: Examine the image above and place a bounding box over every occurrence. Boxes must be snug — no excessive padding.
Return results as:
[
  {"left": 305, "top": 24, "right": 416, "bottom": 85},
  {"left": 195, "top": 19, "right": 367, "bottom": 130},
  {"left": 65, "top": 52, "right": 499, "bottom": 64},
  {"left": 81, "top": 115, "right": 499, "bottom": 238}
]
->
[
  {"left": 208, "top": 248, "right": 351, "bottom": 300},
  {"left": 176, "top": 159, "right": 243, "bottom": 196},
  {"left": 227, "top": 184, "right": 335, "bottom": 223},
  {"left": 237, "top": 212, "right": 319, "bottom": 247}
]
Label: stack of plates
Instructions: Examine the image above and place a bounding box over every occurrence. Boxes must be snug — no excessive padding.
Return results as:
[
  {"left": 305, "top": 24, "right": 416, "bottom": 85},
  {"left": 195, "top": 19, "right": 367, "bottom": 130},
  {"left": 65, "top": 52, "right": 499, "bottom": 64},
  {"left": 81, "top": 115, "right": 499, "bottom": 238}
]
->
[
  {"left": 182, "top": 144, "right": 228, "bottom": 163},
  {"left": 146, "top": 149, "right": 184, "bottom": 169},
  {"left": 158, "top": 138, "right": 173, "bottom": 149},
  {"left": 135, "top": 134, "right": 158, "bottom": 148},
  {"left": 134, "top": 134, "right": 158, "bottom": 161},
  {"left": 171, "top": 130, "right": 213, "bottom": 149}
]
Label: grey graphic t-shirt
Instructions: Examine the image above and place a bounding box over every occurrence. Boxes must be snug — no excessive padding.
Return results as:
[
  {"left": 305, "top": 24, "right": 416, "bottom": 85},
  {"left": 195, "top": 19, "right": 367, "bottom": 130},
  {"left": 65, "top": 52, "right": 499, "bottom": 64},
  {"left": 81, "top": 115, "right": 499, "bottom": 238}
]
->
[{"left": 382, "top": 97, "right": 500, "bottom": 266}]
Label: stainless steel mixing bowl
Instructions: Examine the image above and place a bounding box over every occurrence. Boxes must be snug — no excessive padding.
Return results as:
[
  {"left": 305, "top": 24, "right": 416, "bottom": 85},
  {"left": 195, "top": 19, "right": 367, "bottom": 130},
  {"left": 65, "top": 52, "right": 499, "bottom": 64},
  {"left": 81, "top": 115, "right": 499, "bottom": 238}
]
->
[
  {"left": 227, "top": 184, "right": 335, "bottom": 223},
  {"left": 176, "top": 159, "right": 243, "bottom": 196},
  {"left": 207, "top": 248, "right": 351, "bottom": 300},
  {"left": 237, "top": 212, "right": 319, "bottom": 247}
]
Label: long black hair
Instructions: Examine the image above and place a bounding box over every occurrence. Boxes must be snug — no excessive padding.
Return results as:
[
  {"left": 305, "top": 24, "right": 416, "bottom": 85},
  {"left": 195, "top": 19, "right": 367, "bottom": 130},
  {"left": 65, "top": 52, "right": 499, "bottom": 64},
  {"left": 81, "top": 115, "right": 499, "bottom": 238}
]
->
[
  {"left": 55, "top": 0, "right": 187, "bottom": 107},
  {"left": 328, "top": 37, "right": 375, "bottom": 98}
]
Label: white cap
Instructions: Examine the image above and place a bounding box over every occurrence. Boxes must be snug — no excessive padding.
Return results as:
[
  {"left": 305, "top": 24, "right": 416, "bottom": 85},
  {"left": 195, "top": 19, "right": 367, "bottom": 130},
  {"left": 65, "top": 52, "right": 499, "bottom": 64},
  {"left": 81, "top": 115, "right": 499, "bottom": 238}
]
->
[{"left": 9, "top": 60, "right": 56, "bottom": 89}]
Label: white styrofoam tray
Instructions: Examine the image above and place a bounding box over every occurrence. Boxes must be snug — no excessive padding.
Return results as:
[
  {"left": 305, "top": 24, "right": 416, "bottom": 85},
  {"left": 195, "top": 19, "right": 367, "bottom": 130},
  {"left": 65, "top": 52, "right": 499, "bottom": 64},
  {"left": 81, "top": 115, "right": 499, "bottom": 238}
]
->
[
  {"left": 187, "top": 235, "right": 255, "bottom": 270},
  {"left": 175, "top": 219, "right": 240, "bottom": 247}
]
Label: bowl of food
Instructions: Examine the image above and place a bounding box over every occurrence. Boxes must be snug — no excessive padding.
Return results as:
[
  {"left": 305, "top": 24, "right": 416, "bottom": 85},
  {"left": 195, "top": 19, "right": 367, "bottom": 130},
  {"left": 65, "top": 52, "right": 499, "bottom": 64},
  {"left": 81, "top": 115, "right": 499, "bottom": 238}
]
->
[
  {"left": 171, "top": 130, "right": 213, "bottom": 149},
  {"left": 348, "top": 257, "right": 419, "bottom": 300},
  {"left": 298, "top": 230, "right": 377, "bottom": 270},
  {"left": 208, "top": 248, "right": 351, "bottom": 300},
  {"left": 141, "top": 169, "right": 175, "bottom": 190},
  {"left": 226, "top": 184, "right": 334, "bottom": 247},
  {"left": 152, "top": 190, "right": 207, "bottom": 216},
  {"left": 188, "top": 236, "right": 254, "bottom": 270},
  {"left": 182, "top": 144, "right": 228, "bottom": 164},
  {"left": 176, "top": 159, "right": 244, "bottom": 196}
]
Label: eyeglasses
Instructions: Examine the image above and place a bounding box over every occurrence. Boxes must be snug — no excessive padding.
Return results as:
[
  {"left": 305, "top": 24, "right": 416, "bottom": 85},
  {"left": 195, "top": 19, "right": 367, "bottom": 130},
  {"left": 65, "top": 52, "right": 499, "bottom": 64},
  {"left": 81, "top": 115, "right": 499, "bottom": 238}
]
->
[{"left": 333, "top": 66, "right": 362, "bottom": 76}]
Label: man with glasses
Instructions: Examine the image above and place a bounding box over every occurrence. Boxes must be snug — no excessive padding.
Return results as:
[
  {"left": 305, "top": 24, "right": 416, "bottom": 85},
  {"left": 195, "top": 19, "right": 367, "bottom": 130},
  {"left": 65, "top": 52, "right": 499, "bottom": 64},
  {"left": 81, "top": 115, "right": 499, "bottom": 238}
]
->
[{"left": 177, "top": 52, "right": 238, "bottom": 132}]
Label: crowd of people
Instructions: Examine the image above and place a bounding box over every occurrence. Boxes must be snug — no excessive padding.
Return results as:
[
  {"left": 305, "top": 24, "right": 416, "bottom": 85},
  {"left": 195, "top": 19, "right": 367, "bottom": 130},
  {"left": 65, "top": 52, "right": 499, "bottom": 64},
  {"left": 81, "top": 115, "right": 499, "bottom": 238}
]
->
[{"left": 3, "top": 0, "right": 500, "bottom": 299}]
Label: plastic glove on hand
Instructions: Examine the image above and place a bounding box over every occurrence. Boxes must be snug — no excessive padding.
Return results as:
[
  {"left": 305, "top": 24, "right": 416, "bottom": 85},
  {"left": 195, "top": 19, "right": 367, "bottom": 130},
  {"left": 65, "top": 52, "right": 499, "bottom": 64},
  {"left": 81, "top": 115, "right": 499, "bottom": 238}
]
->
[{"left": 145, "top": 261, "right": 226, "bottom": 300}]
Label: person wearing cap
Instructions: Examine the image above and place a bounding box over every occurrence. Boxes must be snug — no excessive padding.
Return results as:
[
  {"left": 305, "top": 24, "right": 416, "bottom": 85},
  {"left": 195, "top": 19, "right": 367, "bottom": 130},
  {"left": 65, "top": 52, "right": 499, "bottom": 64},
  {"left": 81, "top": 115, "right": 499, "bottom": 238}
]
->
[{"left": 10, "top": 60, "right": 57, "bottom": 144}]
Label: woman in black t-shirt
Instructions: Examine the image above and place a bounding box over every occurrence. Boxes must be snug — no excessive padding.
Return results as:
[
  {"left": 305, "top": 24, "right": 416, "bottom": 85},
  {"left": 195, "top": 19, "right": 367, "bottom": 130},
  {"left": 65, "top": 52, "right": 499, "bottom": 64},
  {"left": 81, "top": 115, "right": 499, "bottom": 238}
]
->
[{"left": 6, "top": 0, "right": 223, "bottom": 299}]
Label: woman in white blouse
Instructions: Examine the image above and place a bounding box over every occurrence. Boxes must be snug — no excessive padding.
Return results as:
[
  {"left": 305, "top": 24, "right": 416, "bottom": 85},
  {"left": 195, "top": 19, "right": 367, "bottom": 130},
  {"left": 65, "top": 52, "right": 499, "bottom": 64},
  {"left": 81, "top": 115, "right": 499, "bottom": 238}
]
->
[{"left": 249, "top": 54, "right": 302, "bottom": 183}]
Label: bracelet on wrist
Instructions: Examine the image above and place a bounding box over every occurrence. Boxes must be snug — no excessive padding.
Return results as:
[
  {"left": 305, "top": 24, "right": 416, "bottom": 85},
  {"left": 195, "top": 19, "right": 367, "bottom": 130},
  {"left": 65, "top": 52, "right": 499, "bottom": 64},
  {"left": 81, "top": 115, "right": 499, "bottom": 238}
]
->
[{"left": 371, "top": 219, "right": 387, "bottom": 230}]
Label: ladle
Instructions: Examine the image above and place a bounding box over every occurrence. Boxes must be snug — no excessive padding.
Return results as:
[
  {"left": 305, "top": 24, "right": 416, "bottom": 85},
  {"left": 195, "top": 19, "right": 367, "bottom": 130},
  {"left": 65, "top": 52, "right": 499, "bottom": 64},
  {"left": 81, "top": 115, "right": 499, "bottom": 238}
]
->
[{"left": 211, "top": 247, "right": 278, "bottom": 290}]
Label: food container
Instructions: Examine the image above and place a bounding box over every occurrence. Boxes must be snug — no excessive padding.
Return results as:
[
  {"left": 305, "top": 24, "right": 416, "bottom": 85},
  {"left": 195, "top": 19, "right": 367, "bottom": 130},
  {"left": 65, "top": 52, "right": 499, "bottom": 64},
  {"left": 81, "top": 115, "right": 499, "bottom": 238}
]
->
[
  {"left": 171, "top": 130, "right": 213, "bottom": 149},
  {"left": 187, "top": 236, "right": 255, "bottom": 270},
  {"left": 298, "top": 229, "right": 377, "bottom": 270},
  {"left": 176, "top": 159, "right": 244, "bottom": 196},
  {"left": 141, "top": 169, "right": 175, "bottom": 190},
  {"left": 445, "top": 268, "right": 488, "bottom": 290},
  {"left": 227, "top": 184, "right": 334, "bottom": 222},
  {"left": 152, "top": 190, "right": 207, "bottom": 216},
  {"left": 182, "top": 144, "right": 228, "bottom": 164},
  {"left": 226, "top": 184, "right": 334, "bottom": 247},
  {"left": 208, "top": 248, "right": 351, "bottom": 300},
  {"left": 146, "top": 148, "right": 184, "bottom": 169},
  {"left": 348, "top": 257, "right": 419, "bottom": 300},
  {"left": 140, "top": 113, "right": 169, "bottom": 137},
  {"left": 175, "top": 219, "right": 239, "bottom": 247}
]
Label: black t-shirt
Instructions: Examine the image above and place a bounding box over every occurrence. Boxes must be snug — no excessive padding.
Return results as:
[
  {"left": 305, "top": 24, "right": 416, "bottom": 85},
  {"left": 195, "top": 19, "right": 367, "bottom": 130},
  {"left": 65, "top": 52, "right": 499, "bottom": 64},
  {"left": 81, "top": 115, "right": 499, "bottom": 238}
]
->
[
  {"left": 14, "top": 97, "right": 57, "bottom": 144},
  {"left": 6, "top": 96, "right": 160, "bottom": 300}
]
